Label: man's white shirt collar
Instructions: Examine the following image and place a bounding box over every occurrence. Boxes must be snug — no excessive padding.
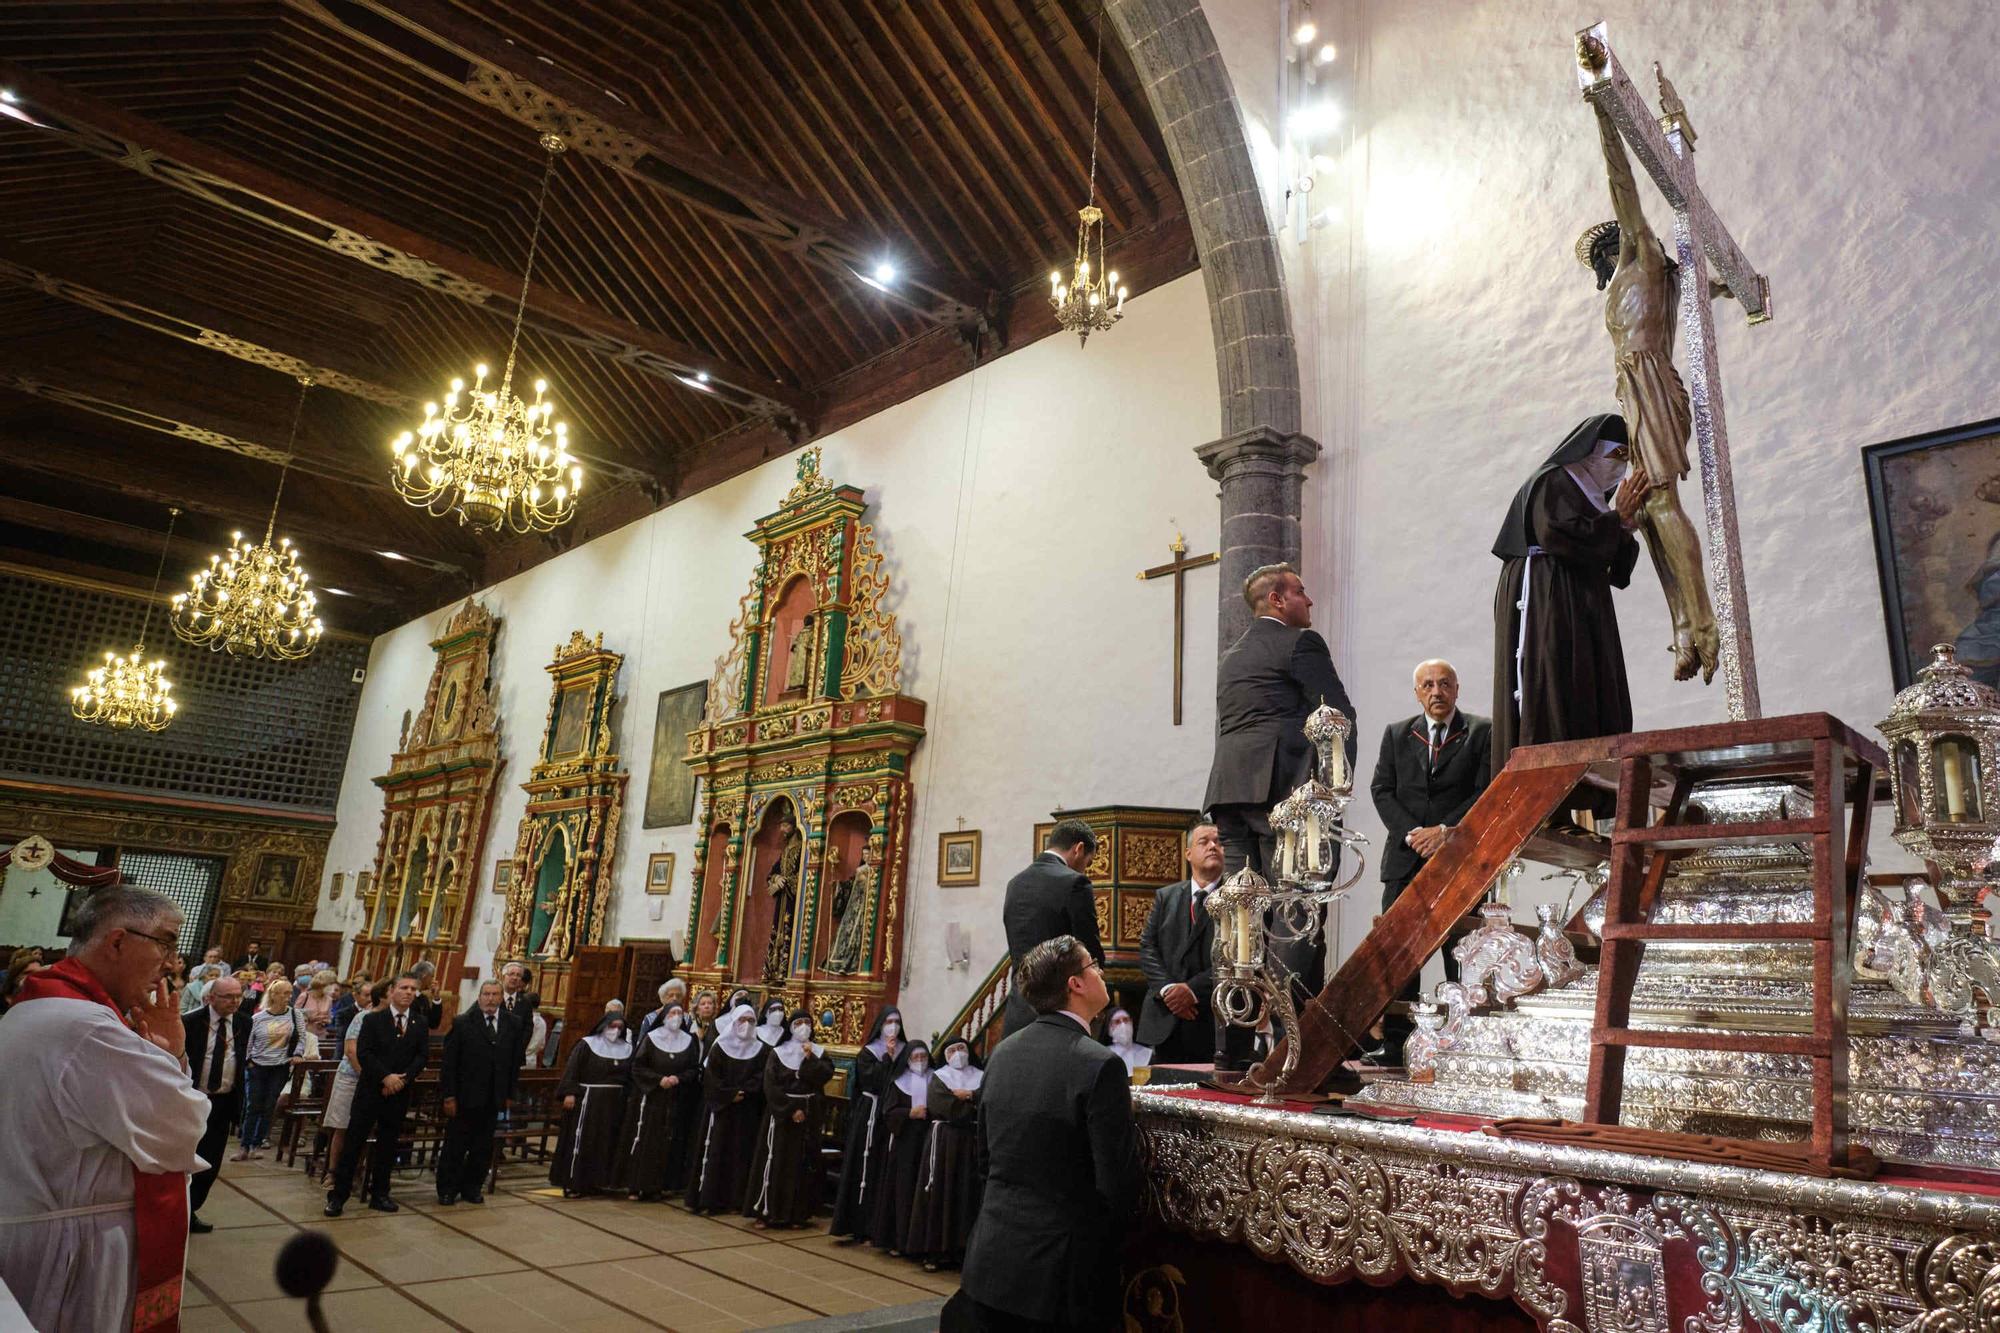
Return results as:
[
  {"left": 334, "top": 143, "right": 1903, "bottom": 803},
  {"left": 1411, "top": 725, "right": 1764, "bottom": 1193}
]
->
[{"left": 1056, "top": 1009, "right": 1092, "bottom": 1032}]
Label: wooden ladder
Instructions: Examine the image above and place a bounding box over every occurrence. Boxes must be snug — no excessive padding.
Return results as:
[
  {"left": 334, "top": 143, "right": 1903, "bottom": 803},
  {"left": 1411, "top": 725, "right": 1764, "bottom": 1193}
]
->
[{"left": 1582, "top": 715, "right": 1880, "bottom": 1173}]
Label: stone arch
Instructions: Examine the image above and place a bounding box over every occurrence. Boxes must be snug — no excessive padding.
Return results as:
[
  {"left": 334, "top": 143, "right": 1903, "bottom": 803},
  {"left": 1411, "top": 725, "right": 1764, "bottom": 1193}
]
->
[{"left": 1107, "top": 0, "right": 1318, "bottom": 647}]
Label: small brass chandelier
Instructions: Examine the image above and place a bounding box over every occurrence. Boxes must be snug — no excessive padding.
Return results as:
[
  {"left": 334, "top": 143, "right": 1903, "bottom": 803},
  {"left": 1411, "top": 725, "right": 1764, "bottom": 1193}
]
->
[
  {"left": 72, "top": 507, "right": 181, "bottom": 732},
  {"left": 392, "top": 131, "right": 582, "bottom": 532},
  {"left": 1049, "top": 5, "right": 1126, "bottom": 345},
  {"left": 172, "top": 375, "right": 324, "bottom": 659}
]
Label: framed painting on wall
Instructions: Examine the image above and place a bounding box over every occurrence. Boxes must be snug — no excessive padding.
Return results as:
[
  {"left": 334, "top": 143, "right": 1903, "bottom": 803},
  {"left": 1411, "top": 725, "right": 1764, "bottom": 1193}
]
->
[
  {"left": 1864, "top": 416, "right": 2000, "bottom": 690},
  {"left": 251, "top": 853, "right": 301, "bottom": 903},
  {"left": 642, "top": 682, "right": 708, "bottom": 828},
  {"left": 493, "top": 859, "right": 513, "bottom": 895},
  {"left": 938, "top": 830, "right": 981, "bottom": 887},
  {"left": 646, "top": 852, "right": 676, "bottom": 895},
  {"left": 330, "top": 871, "right": 345, "bottom": 902},
  {"left": 551, "top": 683, "right": 594, "bottom": 758}
]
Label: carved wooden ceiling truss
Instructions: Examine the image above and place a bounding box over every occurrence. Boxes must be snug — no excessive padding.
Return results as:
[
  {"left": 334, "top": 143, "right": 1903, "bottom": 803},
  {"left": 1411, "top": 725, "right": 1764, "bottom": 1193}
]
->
[{"left": 0, "top": 1, "right": 1191, "bottom": 632}]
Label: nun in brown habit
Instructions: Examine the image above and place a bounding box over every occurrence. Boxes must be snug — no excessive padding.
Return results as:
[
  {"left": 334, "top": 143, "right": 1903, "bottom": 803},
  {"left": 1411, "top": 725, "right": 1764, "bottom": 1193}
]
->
[
  {"left": 553, "top": 1011, "right": 633, "bottom": 1197},
  {"left": 745, "top": 1009, "right": 834, "bottom": 1228}
]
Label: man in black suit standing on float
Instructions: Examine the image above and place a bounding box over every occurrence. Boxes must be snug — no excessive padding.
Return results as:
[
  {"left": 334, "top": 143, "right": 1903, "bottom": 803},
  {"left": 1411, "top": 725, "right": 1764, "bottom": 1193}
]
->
[
  {"left": 954, "top": 934, "right": 1139, "bottom": 1333},
  {"left": 1135, "top": 820, "right": 1231, "bottom": 1067},
  {"left": 185, "top": 975, "right": 252, "bottom": 1233},
  {"left": 326, "top": 971, "right": 429, "bottom": 1216},
  {"left": 1370, "top": 657, "right": 1492, "bottom": 1061},
  {"left": 436, "top": 980, "right": 517, "bottom": 1206},
  {"left": 1202, "top": 562, "right": 1357, "bottom": 876},
  {"left": 999, "top": 820, "right": 1104, "bottom": 1038}
]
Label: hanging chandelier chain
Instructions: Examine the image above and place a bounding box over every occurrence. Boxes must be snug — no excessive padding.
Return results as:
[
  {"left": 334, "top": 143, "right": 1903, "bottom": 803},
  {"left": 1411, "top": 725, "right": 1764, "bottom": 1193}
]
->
[
  {"left": 264, "top": 375, "right": 313, "bottom": 545},
  {"left": 502, "top": 138, "right": 564, "bottom": 400},
  {"left": 137, "top": 507, "right": 180, "bottom": 649},
  {"left": 1085, "top": 5, "right": 1106, "bottom": 206}
]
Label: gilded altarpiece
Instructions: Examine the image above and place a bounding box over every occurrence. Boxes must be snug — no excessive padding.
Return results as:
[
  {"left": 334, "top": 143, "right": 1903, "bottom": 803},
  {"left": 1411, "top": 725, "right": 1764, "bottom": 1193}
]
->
[
  {"left": 351, "top": 601, "right": 502, "bottom": 1006},
  {"left": 497, "top": 631, "right": 627, "bottom": 1018},
  {"left": 683, "top": 448, "right": 926, "bottom": 1047}
]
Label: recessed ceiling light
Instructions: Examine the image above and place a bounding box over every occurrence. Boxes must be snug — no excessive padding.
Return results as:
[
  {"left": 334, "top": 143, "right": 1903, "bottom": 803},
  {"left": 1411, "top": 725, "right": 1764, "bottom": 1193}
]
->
[
  {"left": 0, "top": 91, "right": 15, "bottom": 104},
  {"left": 676, "top": 373, "right": 713, "bottom": 391},
  {"left": 873, "top": 262, "right": 896, "bottom": 284},
  {"left": 377, "top": 550, "right": 407, "bottom": 561}
]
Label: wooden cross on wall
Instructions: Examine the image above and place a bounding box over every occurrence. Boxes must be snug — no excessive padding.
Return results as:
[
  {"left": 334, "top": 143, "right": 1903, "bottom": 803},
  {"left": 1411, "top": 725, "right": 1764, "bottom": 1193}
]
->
[{"left": 1138, "top": 533, "right": 1219, "bottom": 726}]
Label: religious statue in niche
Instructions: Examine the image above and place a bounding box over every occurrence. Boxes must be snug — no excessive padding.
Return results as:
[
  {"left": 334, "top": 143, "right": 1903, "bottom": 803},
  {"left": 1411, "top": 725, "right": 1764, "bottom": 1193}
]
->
[
  {"left": 1578, "top": 64, "right": 1718, "bottom": 685},
  {"left": 762, "top": 811, "right": 806, "bottom": 984},
  {"left": 783, "top": 615, "right": 815, "bottom": 694},
  {"left": 821, "top": 842, "right": 875, "bottom": 975}
]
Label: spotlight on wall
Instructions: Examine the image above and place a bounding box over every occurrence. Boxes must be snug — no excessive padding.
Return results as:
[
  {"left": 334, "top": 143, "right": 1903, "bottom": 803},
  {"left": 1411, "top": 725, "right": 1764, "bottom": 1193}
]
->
[
  {"left": 1292, "top": 9, "right": 1317, "bottom": 46},
  {"left": 1290, "top": 102, "right": 1342, "bottom": 138},
  {"left": 1316, "top": 42, "right": 1337, "bottom": 65},
  {"left": 944, "top": 921, "right": 971, "bottom": 970}
]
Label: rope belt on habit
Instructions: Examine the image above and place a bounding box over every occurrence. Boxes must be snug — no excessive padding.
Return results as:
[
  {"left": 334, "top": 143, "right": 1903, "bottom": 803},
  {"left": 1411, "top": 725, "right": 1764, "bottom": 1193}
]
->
[
  {"left": 0, "top": 1200, "right": 131, "bottom": 1226},
  {"left": 1512, "top": 545, "right": 1544, "bottom": 706}
]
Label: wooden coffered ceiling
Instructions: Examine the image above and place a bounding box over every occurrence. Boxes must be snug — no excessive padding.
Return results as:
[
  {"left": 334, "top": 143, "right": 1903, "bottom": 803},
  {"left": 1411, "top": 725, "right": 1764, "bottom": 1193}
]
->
[{"left": 0, "top": 1, "right": 1194, "bottom": 631}]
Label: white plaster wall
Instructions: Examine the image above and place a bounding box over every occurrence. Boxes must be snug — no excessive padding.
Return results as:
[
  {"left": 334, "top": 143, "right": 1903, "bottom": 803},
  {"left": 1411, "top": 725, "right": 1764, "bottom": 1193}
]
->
[
  {"left": 1278, "top": 0, "right": 2000, "bottom": 957},
  {"left": 316, "top": 273, "right": 1222, "bottom": 1029}
]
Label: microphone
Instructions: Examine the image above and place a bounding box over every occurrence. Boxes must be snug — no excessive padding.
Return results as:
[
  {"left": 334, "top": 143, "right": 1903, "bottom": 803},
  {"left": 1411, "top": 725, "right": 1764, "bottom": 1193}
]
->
[{"left": 275, "top": 1230, "right": 339, "bottom": 1333}]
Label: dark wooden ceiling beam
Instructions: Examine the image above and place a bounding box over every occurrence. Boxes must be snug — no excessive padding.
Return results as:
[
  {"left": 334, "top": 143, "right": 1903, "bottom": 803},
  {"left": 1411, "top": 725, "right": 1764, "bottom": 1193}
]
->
[
  {"left": 0, "top": 57, "right": 813, "bottom": 427},
  {"left": 0, "top": 493, "right": 408, "bottom": 609},
  {"left": 286, "top": 0, "right": 998, "bottom": 333},
  {"left": 0, "top": 427, "right": 472, "bottom": 582}
]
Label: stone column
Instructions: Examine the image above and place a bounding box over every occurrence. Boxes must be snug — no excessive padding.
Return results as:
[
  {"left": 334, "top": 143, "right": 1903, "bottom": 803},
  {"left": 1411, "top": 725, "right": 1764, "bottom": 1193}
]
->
[{"left": 1198, "top": 427, "right": 1320, "bottom": 649}]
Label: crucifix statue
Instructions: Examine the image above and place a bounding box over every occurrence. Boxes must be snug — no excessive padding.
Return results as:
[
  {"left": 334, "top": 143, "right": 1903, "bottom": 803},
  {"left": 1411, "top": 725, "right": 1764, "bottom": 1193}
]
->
[
  {"left": 1575, "top": 23, "right": 1771, "bottom": 720},
  {"left": 1138, "top": 532, "right": 1219, "bottom": 725}
]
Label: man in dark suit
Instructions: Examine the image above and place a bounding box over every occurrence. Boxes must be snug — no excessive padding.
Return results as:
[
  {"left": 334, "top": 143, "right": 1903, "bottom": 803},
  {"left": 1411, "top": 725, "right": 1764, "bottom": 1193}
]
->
[
  {"left": 1202, "top": 562, "right": 1358, "bottom": 876},
  {"left": 1136, "top": 821, "right": 1231, "bottom": 1066},
  {"left": 497, "top": 961, "right": 542, "bottom": 1068},
  {"left": 999, "top": 820, "right": 1104, "bottom": 1037},
  {"left": 1369, "top": 657, "right": 1492, "bottom": 1061},
  {"left": 956, "top": 935, "right": 1139, "bottom": 1333},
  {"left": 184, "top": 975, "right": 251, "bottom": 1232},
  {"left": 325, "top": 971, "right": 429, "bottom": 1216},
  {"left": 436, "top": 980, "right": 517, "bottom": 1206},
  {"left": 410, "top": 959, "right": 449, "bottom": 1030},
  {"left": 236, "top": 940, "right": 269, "bottom": 973}
]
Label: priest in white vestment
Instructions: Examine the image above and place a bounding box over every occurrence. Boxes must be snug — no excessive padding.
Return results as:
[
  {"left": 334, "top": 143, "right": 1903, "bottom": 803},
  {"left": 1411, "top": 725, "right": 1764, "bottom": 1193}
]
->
[{"left": 0, "top": 886, "right": 210, "bottom": 1332}]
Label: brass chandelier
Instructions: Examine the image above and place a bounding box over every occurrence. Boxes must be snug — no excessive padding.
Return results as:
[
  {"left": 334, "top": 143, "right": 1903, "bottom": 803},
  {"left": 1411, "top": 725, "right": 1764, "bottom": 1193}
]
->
[
  {"left": 172, "top": 375, "right": 324, "bottom": 659},
  {"left": 72, "top": 507, "right": 181, "bottom": 732},
  {"left": 392, "top": 131, "right": 582, "bottom": 532},
  {"left": 1049, "top": 5, "right": 1126, "bottom": 345}
]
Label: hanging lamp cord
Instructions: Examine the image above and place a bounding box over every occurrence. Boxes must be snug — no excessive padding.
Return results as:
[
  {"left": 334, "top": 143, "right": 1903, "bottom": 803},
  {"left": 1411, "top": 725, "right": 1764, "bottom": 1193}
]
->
[
  {"left": 1085, "top": 6, "right": 1106, "bottom": 206},
  {"left": 136, "top": 507, "right": 180, "bottom": 651},
  {"left": 500, "top": 137, "right": 563, "bottom": 400},
  {"left": 264, "top": 376, "right": 312, "bottom": 545}
]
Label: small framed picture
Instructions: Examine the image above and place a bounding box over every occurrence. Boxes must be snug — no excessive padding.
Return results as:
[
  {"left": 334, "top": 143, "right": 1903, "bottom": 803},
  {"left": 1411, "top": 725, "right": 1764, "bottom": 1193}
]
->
[
  {"left": 493, "top": 859, "right": 514, "bottom": 894},
  {"left": 647, "top": 851, "right": 677, "bottom": 895},
  {"left": 938, "top": 830, "right": 981, "bottom": 887},
  {"left": 330, "top": 872, "right": 345, "bottom": 902}
]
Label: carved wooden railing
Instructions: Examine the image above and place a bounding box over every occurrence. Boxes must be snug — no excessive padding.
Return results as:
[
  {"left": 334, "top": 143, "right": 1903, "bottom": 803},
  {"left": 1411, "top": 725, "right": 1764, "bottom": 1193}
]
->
[{"left": 934, "top": 952, "right": 1012, "bottom": 1055}]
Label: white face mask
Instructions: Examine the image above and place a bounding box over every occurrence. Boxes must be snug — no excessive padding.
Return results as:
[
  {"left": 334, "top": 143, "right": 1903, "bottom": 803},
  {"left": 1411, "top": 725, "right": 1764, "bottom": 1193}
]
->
[
  {"left": 791, "top": 1022, "right": 813, "bottom": 1042},
  {"left": 1573, "top": 446, "right": 1628, "bottom": 497},
  {"left": 663, "top": 1014, "right": 683, "bottom": 1033},
  {"left": 1110, "top": 1021, "right": 1133, "bottom": 1043},
  {"left": 947, "top": 1050, "right": 969, "bottom": 1070},
  {"left": 765, "top": 1010, "right": 785, "bottom": 1026},
  {"left": 881, "top": 1021, "right": 899, "bottom": 1039},
  {"left": 734, "top": 1019, "right": 752, "bottom": 1037},
  {"left": 909, "top": 1060, "right": 928, "bottom": 1075}
]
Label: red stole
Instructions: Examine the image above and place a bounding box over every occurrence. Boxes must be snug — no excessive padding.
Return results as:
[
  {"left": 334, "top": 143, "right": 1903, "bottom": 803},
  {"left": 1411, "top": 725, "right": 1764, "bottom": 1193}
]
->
[{"left": 13, "top": 959, "right": 187, "bottom": 1332}]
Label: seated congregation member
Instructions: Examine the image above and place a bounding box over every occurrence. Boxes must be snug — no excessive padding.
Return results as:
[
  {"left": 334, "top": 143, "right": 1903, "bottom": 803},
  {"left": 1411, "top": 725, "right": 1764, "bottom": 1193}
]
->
[
  {"left": 830, "top": 1005, "right": 905, "bottom": 1242},
  {"left": 619, "top": 1001, "right": 702, "bottom": 1201},
  {"left": 237, "top": 978, "right": 305, "bottom": 1160},
  {"left": 326, "top": 972, "right": 429, "bottom": 1216},
  {"left": 905, "top": 1036, "right": 982, "bottom": 1272},
  {"left": 952, "top": 935, "right": 1140, "bottom": 1333},
  {"left": 1103, "top": 1008, "right": 1152, "bottom": 1076},
  {"left": 320, "top": 981, "right": 380, "bottom": 1185},
  {"left": 553, "top": 1011, "right": 633, "bottom": 1198},
  {"left": 869, "top": 1040, "right": 933, "bottom": 1256},
  {"left": 686, "top": 1004, "right": 768, "bottom": 1215},
  {"left": 437, "top": 981, "right": 518, "bottom": 1206},
  {"left": 752, "top": 998, "right": 788, "bottom": 1048},
  {"left": 746, "top": 1010, "right": 834, "bottom": 1229}
]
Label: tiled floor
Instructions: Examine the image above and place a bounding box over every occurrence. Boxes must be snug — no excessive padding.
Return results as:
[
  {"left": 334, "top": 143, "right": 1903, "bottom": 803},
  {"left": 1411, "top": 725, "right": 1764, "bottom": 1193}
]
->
[{"left": 183, "top": 1155, "right": 955, "bottom": 1332}]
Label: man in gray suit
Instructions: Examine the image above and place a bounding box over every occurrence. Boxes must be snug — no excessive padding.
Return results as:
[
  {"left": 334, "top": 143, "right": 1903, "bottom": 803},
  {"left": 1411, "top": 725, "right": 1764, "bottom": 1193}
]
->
[
  {"left": 1135, "top": 821, "right": 1230, "bottom": 1066},
  {"left": 999, "top": 820, "right": 1103, "bottom": 1037},
  {"left": 1202, "top": 562, "right": 1357, "bottom": 876},
  {"left": 955, "top": 934, "right": 1139, "bottom": 1332}
]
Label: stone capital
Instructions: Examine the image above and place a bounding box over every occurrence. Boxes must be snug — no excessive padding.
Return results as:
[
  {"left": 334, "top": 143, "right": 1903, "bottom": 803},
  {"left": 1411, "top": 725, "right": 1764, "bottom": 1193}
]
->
[{"left": 1195, "top": 426, "right": 1320, "bottom": 483}]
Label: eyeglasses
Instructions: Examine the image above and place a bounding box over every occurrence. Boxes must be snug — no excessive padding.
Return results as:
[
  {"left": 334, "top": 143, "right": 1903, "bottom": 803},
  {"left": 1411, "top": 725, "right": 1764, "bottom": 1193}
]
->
[{"left": 123, "top": 927, "right": 180, "bottom": 955}]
